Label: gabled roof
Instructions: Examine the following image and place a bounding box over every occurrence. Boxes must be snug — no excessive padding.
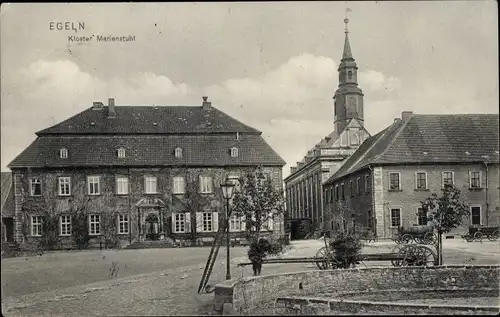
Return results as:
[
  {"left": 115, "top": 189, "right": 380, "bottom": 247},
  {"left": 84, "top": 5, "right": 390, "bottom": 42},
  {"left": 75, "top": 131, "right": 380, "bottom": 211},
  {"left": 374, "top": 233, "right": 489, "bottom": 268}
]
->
[
  {"left": 1, "top": 172, "right": 14, "bottom": 217},
  {"left": 325, "top": 114, "right": 500, "bottom": 184},
  {"left": 37, "top": 106, "right": 261, "bottom": 135},
  {"left": 8, "top": 134, "right": 286, "bottom": 168}
]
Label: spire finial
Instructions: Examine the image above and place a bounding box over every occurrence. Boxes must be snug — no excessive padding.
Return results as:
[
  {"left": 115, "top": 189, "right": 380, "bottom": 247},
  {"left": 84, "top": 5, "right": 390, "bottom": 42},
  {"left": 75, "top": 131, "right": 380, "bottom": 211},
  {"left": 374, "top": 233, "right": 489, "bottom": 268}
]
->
[{"left": 344, "top": 7, "right": 352, "bottom": 34}]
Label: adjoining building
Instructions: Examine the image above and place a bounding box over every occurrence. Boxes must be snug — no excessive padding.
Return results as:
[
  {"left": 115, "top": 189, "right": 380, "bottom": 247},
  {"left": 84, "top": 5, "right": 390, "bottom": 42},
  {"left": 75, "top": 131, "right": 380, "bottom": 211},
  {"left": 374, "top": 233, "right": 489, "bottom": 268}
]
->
[
  {"left": 284, "top": 18, "right": 370, "bottom": 238},
  {"left": 7, "top": 97, "right": 286, "bottom": 249},
  {"left": 323, "top": 112, "right": 500, "bottom": 238},
  {"left": 1, "top": 172, "right": 15, "bottom": 243}
]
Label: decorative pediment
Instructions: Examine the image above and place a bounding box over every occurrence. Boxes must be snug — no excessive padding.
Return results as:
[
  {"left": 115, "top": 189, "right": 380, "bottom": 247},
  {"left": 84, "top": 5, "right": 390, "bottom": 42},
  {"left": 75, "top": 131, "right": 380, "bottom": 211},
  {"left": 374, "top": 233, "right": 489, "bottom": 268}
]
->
[{"left": 135, "top": 197, "right": 166, "bottom": 208}]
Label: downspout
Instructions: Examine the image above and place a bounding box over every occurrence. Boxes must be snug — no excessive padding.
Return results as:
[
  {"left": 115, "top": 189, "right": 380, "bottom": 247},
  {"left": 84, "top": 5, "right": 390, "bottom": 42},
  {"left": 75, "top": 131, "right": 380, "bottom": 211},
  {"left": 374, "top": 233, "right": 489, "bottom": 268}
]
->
[
  {"left": 482, "top": 160, "right": 489, "bottom": 226},
  {"left": 367, "top": 164, "right": 376, "bottom": 237},
  {"left": 128, "top": 168, "right": 132, "bottom": 244}
]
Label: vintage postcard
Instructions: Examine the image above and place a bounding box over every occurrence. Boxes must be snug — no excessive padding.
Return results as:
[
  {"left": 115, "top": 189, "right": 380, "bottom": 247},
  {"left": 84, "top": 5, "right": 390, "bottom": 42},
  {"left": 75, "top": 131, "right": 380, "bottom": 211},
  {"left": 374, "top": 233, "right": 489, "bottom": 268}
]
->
[{"left": 1, "top": 2, "right": 498, "bottom": 316}]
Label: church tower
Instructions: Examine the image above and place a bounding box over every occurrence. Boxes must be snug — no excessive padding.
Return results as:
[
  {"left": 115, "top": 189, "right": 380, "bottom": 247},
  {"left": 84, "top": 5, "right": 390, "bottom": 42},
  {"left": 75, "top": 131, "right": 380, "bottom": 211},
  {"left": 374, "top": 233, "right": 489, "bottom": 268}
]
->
[{"left": 333, "top": 16, "right": 364, "bottom": 137}]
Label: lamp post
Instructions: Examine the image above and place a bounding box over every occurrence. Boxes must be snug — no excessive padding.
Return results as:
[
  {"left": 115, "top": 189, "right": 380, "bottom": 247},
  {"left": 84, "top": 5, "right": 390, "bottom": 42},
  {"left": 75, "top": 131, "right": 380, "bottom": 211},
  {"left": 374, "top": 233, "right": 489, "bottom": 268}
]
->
[{"left": 220, "top": 179, "right": 236, "bottom": 280}]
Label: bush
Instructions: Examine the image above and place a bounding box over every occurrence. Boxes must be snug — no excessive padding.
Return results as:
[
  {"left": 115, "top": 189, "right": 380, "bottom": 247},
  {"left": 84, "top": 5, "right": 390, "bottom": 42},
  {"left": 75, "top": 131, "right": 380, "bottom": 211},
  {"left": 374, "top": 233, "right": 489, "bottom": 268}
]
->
[{"left": 328, "top": 231, "right": 363, "bottom": 269}]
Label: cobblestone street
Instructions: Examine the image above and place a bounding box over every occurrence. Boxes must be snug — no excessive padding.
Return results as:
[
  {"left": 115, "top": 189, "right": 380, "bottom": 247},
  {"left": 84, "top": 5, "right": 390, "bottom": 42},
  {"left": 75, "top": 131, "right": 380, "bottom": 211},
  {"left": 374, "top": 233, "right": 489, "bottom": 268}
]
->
[{"left": 1, "top": 239, "right": 499, "bottom": 316}]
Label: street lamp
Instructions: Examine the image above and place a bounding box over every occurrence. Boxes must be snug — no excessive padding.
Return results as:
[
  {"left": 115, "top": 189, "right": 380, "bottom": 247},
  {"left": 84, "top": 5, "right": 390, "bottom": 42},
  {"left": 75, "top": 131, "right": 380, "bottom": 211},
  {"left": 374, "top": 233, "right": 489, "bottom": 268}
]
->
[{"left": 220, "top": 178, "right": 236, "bottom": 280}]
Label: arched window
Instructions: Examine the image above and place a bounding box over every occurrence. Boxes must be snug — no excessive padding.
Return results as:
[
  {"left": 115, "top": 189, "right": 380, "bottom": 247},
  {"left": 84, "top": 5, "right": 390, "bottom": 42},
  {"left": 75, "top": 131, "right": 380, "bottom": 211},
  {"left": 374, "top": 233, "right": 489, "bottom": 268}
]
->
[
  {"left": 117, "top": 148, "right": 126, "bottom": 158},
  {"left": 347, "top": 70, "right": 353, "bottom": 80},
  {"left": 230, "top": 147, "right": 239, "bottom": 157},
  {"left": 60, "top": 148, "right": 68, "bottom": 159},
  {"left": 174, "top": 147, "right": 183, "bottom": 158}
]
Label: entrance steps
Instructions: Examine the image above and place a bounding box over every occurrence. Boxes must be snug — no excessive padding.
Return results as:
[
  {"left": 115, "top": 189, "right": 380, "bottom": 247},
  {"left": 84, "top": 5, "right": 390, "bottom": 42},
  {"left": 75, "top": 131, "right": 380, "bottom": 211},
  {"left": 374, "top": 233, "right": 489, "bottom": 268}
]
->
[{"left": 124, "top": 239, "right": 176, "bottom": 249}]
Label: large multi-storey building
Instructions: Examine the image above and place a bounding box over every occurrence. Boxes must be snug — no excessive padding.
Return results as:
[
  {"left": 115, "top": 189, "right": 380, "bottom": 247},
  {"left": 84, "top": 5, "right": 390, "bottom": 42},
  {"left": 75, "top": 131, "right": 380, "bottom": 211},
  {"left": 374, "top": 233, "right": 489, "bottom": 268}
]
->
[
  {"left": 284, "top": 18, "right": 370, "bottom": 235},
  {"left": 7, "top": 97, "right": 286, "bottom": 249},
  {"left": 323, "top": 112, "right": 500, "bottom": 238}
]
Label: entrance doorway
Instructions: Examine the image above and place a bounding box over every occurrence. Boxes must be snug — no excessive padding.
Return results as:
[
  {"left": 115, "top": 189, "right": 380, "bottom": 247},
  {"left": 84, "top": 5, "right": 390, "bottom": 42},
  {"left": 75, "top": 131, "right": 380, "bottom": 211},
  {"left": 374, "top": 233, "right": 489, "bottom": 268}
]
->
[
  {"left": 145, "top": 213, "right": 160, "bottom": 241},
  {"left": 2, "top": 217, "right": 14, "bottom": 242}
]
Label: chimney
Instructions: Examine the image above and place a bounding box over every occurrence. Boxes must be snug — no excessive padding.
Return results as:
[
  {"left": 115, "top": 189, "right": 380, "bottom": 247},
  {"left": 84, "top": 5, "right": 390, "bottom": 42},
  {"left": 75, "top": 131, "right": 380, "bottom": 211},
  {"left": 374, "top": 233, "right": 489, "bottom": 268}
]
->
[
  {"left": 92, "top": 101, "right": 104, "bottom": 111},
  {"left": 108, "top": 98, "right": 116, "bottom": 118},
  {"left": 401, "top": 111, "right": 414, "bottom": 121},
  {"left": 202, "top": 96, "right": 211, "bottom": 110}
]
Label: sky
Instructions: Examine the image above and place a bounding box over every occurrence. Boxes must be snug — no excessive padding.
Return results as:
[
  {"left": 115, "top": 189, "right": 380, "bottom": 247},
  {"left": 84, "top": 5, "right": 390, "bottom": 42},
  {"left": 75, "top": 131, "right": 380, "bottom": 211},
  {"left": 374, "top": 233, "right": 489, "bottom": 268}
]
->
[{"left": 1, "top": 1, "right": 498, "bottom": 178}]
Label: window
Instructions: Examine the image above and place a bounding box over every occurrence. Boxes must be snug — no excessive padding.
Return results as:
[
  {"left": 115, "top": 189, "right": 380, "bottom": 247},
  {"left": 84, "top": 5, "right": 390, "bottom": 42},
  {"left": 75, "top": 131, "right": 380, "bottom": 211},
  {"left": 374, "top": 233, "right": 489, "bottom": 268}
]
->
[
  {"left": 335, "top": 186, "right": 339, "bottom": 201},
  {"left": 347, "top": 70, "right": 353, "bottom": 80},
  {"left": 349, "top": 181, "right": 354, "bottom": 197},
  {"left": 117, "top": 148, "right": 126, "bottom": 158},
  {"left": 471, "top": 206, "right": 481, "bottom": 225},
  {"left": 118, "top": 214, "right": 129, "bottom": 234},
  {"left": 350, "top": 130, "right": 359, "bottom": 146},
  {"left": 145, "top": 176, "right": 157, "bottom": 194},
  {"left": 199, "top": 176, "right": 213, "bottom": 194},
  {"left": 229, "top": 215, "right": 241, "bottom": 231},
  {"left": 356, "top": 177, "right": 361, "bottom": 195},
  {"left": 60, "top": 148, "right": 68, "bottom": 159},
  {"left": 341, "top": 183, "right": 345, "bottom": 200},
  {"left": 87, "top": 176, "right": 100, "bottom": 195},
  {"left": 30, "top": 178, "right": 42, "bottom": 196},
  {"left": 202, "top": 212, "right": 213, "bottom": 232},
  {"left": 60, "top": 215, "right": 71, "bottom": 236},
  {"left": 469, "top": 171, "right": 481, "bottom": 189},
  {"left": 417, "top": 208, "right": 427, "bottom": 226},
  {"left": 227, "top": 174, "right": 241, "bottom": 192},
  {"left": 116, "top": 177, "right": 129, "bottom": 195},
  {"left": 230, "top": 147, "right": 239, "bottom": 157},
  {"left": 58, "top": 177, "right": 71, "bottom": 196},
  {"left": 31, "top": 216, "right": 43, "bottom": 236},
  {"left": 174, "top": 147, "right": 183, "bottom": 158},
  {"left": 365, "top": 174, "right": 371, "bottom": 193},
  {"left": 442, "top": 171, "right": 454, "bottom": 188},
  {"left": 89, "top": 214, "right": 101, "bottom": 235},
  {"left": 173, "top": 176, "right": 186, "bottom": 194},
  {"left": 390, "top": 208, "right": 401, "bottom": 227},
  {"left": 415, "top": 172, "right": 427, "bottom": 190},
  {"left": 389, "top": 172, "right": 401, "bottom": 191},
  {"left": 174, "top": 213, "right": 186, "bottom": 233}
]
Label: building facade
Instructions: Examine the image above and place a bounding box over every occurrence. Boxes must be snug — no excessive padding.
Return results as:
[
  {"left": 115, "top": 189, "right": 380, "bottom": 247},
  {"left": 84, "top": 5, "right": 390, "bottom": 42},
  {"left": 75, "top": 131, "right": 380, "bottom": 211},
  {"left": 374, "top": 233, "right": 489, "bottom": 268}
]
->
[
  {"left": 323, "top": 112, "right": 500, "bottom": 238},
  {"left": 8, "top": 97, "right": 286, "bottom": 249},
  {"left": 284, "top": 18, "right": 369, "bottom": 234}
]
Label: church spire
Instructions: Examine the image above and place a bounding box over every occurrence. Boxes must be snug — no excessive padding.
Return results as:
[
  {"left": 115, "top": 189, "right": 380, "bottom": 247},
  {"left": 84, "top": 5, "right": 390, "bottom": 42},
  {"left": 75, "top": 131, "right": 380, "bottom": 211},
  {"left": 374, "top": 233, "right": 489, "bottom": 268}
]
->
[
  {"left": 342, "top": 15, "right": 353, "bottom": 60},
  {"left": 333, "top": 8, "right": 365, "bottom": 136}
]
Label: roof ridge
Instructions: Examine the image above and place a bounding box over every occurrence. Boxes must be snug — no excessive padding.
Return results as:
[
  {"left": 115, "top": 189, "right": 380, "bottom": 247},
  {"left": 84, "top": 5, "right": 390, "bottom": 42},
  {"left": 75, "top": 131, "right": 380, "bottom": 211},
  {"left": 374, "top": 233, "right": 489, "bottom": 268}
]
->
[
  {"left": 371, "top": 117, "right": 410, "bottom": 163},
  {"left": 211, "top": 106, "right": 262, "bottom": 134}
]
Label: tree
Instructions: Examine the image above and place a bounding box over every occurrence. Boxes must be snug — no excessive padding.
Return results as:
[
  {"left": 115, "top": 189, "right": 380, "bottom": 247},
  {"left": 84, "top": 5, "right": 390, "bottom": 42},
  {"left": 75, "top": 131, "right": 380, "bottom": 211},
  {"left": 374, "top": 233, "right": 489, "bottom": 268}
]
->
[
  {"left": 231, "top": 167, "right": 285, "bottom": 242},
  {"left": 421, "top": 185, "right": 470, "bottom": 265}
]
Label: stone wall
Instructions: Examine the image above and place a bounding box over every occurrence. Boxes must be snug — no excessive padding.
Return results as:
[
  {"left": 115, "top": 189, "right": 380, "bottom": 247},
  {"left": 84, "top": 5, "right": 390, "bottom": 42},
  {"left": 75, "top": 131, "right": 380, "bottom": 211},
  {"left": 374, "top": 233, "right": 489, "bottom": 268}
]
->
[{"left": 213, "top": 265, "right": 500, "bottom": 315}]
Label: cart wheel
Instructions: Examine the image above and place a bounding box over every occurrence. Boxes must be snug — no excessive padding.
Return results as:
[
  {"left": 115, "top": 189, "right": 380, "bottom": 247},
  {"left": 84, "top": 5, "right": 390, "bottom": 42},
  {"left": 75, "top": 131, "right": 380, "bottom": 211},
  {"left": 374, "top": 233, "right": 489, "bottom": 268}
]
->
[
  {"left": 474, "top": 231, "right": 483, "bottom": 242},
  {"left": 423, "top": 232, "right": 436, "bottom": 245},
  {"left": 488, "top": 230, "right": 499, "bottom": 242},
  {"left": 315, "top": 247, "right": 328, "bottom": 270},
  {"left": 401, "top": 234, "right": 413, "bottom": 244}
]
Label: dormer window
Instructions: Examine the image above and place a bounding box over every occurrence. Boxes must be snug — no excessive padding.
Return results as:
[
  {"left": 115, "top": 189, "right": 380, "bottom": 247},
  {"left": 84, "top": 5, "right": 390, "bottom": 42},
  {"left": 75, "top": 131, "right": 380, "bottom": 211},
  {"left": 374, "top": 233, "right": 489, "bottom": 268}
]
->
[
  {"left": 60, "top": 148, "right": 68, "bottom": 159},
  {"left": 230, "top": 147, "right": 239, "bottom": 157},
  {"left": 174, "top": 147, "right": 183, "bottom": 158},
  {"left": 117, "top": 148, "right": 126, "bottom": 158}
]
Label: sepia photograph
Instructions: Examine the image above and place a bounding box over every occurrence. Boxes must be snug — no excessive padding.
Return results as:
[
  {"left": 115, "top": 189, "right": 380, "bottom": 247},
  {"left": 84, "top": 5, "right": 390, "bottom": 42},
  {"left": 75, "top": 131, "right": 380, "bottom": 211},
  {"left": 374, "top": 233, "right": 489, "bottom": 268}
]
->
[{"left": 1, "top": 1, "right": 499, "bottom": 316}]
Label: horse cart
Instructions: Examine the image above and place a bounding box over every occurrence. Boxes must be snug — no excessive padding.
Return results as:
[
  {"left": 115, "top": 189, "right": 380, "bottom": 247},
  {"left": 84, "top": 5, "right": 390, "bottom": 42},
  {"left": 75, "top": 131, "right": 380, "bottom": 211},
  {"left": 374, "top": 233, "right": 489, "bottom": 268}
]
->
[
  {"left": 461, "top": 226, "right": 499, "bottom": 242},
  {"left": 392, "top": 224, "right": 437, "bottom": 245}
]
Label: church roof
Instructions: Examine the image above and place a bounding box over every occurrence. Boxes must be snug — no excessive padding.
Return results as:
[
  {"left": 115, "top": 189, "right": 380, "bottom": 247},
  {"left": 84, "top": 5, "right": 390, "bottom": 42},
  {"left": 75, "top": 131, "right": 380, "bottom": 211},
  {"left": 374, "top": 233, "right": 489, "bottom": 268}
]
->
[
  {"left": 342, "top": 32, "right": 353, "bottom": 60},
  {"left": 325, "top": 113, "right": 500, "bottom": 184}
]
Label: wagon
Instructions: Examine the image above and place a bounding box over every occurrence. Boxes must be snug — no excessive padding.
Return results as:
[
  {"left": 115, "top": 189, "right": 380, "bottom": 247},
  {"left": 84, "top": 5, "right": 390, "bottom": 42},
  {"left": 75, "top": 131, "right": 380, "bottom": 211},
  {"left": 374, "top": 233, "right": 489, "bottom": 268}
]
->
[
  {"left": 392, "top": 224, "right": 437, "bottom": 245},
  {"left": 461, "top": 226, "right": 499, "bottom": 242}
]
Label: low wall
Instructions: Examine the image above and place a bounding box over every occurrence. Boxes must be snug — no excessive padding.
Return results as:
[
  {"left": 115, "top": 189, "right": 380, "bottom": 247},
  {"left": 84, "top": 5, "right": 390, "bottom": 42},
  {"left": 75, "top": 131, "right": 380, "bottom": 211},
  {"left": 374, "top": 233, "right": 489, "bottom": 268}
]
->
[{"left": 213, "top": 265, "right": 500, "bottom": 315}]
